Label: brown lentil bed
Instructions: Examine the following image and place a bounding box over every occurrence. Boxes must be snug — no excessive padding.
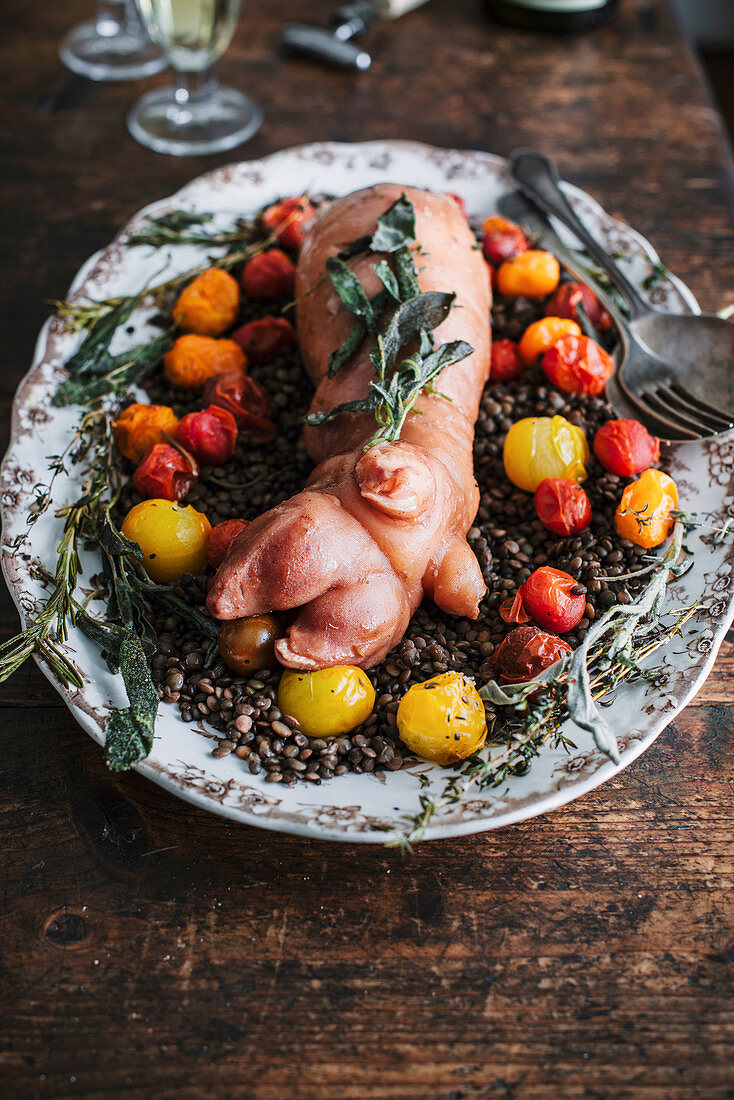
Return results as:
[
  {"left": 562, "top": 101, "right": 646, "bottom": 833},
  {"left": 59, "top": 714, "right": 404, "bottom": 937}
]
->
[{"left": 124, "top": 232, "right": 653, "bottom": 786}]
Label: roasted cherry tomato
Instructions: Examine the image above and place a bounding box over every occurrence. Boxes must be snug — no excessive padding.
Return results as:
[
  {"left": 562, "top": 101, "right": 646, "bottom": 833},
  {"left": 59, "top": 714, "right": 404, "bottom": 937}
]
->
[
  {"left": 113, "top": 403, "right": 180, "bottom": 463},
  {"left": 446, "top": 192, "right": 468, "bottom": 219},
  {"left": 133, "top": 442, "right": 197, "bottom": 502},
  {"left": 232, "top": 316, "right": 297, "bottom": 364},
  {"left": 278, "top": 666, "right": 375, "bottom": 738},
  {"left": 496, "top": 250, "right": 560, "bottom": 298},
  {"left": 261, "top": 195, "right": 315, "bottom": 252},
  {"left": 545, "top": 280, "right": 611, "bottom": 333},
  {"left": 217, "top": 614, "right": 279, "bottom": 674},
  {"left": 499, "top": 592, "right": 532, "bottom": 625},
  {"left": 177, "top": 405, "right": 238, "bottom": 466},
  {"left": 482, "top": 216, "right": 529, "bottom": 265},
  {"left": 493, "top": 626, "right": 572, "bottom": 684},
  {"left": 518, "top": 317, "right": 581, "bottom": 366},
  {"left": 121, "top": 500, "right": 211, "bottom": 583},
  {"left": 490, "top": 338, "right": 525, "bottom": 382},
  {"left": 397, "top": 672, "right": 487, "bottom": 764},
  {"left": 503, "top": 415, "right": 589, "bottom": 493},
  {"left": 241, "top": 248, "right": 295, "bottom": 301},
  {"left": 615, "top": 468, "right": 678, "bottom": 548},
  {"left": 534, "top": 477, "right": 592, "bottom": 537},
  {"left": 520, "top": 567, "right": 586, "bottom": 633},
  {"left": 164, "top": 335, "right": 247, "bottom": 391},
  {"left": 206, "top": 517, "right": 250, "bottom": 570},
  {"left": 171, "top": 268, "right": 240, "bottom": 337},
  {"left": 542, "top": 334, "right": 615, "bottom": 396},
  {"left": 593, "top": 418, "right": 661, "bottom": 477},
  {"left": 202, "top": 370, "right": 276, "bottom": 442}
]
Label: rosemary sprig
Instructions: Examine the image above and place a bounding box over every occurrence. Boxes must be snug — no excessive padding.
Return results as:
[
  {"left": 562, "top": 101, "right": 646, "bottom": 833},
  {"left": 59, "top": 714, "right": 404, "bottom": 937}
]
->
[
  {"left": 126, "top": 210, "right": 256, "bottom": 249},
  {"left": 385, "top": 523, "right": 690, "bottom": 849}
]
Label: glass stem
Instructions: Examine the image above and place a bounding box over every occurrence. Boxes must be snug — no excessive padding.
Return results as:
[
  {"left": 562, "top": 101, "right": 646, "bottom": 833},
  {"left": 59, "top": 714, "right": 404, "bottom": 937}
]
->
[
  {"left": 174, "top": 66, "right": 218, "bottom": 106},
  {"left": 95, "top": 0, "right": 125, "bottom": 37}
]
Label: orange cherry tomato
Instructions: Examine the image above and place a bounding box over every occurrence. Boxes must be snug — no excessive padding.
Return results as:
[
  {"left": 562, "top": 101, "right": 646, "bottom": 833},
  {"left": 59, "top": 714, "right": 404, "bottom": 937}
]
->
[
  {"left": 171, "top": 268, "right": 240, "bottom": 337},
  {"left": 615, "top": 468, "right": 678, "bottom": 548},
  {"left": 534, "top": 477, "right": 592, "bottom": 537},
  {"left": 113, "top": 403, "right": 180, "bottom": 463},
  {"left": 496, "top": 250, "right": 560, "bottom": 298},
  {"left": 490, "top": 338, "right": 525, "bottom": 382},
  {"left": 520, "top": 567, "right": 586, "bottom": 633},
  {"left": 594, "top": 419, "right": 660, "bottom": 477},
  {"left": 493, "top": 626, "right": 572, "bottom": 684},
  {"left": 518, "top": 317, "right": 582, "bottom": 366},
  {"left": 542, "top": 334, "right": 615, "bottom": 396}
]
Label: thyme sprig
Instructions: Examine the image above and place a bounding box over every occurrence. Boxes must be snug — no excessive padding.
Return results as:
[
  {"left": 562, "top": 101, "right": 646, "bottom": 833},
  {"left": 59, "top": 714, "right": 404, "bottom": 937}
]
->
[
  {"left": 126, "top": 209, "right": 255, "bottom": 249},
  {"left": 385, "top": 522, "right": 691, "bottom": 849}
]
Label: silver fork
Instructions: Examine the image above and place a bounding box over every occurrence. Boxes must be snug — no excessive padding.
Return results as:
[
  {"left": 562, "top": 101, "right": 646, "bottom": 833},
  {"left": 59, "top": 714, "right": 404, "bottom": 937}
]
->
[{"left": 508, "top": 149, "right": 734, "bottom": 441}]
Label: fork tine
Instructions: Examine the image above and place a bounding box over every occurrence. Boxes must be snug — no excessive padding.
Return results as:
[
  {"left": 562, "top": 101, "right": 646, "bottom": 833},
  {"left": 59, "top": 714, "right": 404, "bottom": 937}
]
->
[
  {"left": 617, "top": 384, "right": 701, "bottom": 440},
  {"left": 639, "top": 388, "right": 709, "bottom": 437},
  {"left": 667, "top": 382, "right": 734, "bottom": 430}
]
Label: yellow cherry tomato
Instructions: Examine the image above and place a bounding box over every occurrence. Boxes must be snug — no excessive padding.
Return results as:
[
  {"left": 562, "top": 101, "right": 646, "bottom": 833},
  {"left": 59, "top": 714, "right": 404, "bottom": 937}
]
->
[
  {"left": 397, "top": 672, "right": 487, "bottom": 765},
  {"left": 615, "top": 468, "right": 678, "bottom": 548},
  {"left": 121, "top": 499, "right": 211, "bottom": 583},
  {"left": 497, "top": 250, "right": 560, "bottom": 298},
  {"left": 277, "top": 666, "right": 376, "bottom": 738},
  {"left": 503, "top": 415, "right": 589, "bottom": 493},
  {"left": 518, "top": 317, "right": 582, "bottom": 366}
]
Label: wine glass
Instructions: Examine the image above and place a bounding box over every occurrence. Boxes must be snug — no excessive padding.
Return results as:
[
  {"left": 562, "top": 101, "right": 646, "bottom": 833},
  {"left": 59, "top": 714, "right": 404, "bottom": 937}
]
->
[
  {"left": 127, "top": 0, "right": 262, "bottom": 156},
  {"left": 59, "top": 0, "right": 166, "bottom": 82}
]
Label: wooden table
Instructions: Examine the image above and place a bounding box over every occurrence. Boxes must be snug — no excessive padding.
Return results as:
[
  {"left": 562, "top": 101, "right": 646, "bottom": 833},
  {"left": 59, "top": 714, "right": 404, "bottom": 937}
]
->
[{"left": 2, "top": 0, "right": 733, "bottom": 1096}]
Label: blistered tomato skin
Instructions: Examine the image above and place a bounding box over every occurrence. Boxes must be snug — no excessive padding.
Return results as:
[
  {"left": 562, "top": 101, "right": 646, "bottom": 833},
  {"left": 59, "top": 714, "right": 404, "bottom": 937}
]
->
[
  {"left": 493, "top": 626, "right": 573, "bottom": 684},
  {"left": 542, "top": 334, "right": 615, "bottom": 396},
  {"left": 177, "top": 405, "right": 238, "bottom": 466},
  {"left": 232, "top": 316, "right": 297, "bottom": 364},
  {"left": 535, "top": 477, "right": 592, "bottom": 537},
  {"left": 594, "top": 419, "right": 660, "bottom": 477},
  {"left": 490, "top": 339, "right": 524, "bottom": 382},
  {"left": 241, "top": 249, "right": 296, "bottom": 301},
  {"left": 121, "top": 500, "right": 211, "bottom": 583},
  {"left": 133, "top": 443, "right": 197, "bottom": 502},
  {"left": 520, "top": 567, "right": 586, "bottom": 633},
  {"left": 206, "top": 517, "right": 250, "bottom": 570},
  {"left": 615, "top": 468, "right": 678, "bottom": 548},
  {"left": 278, "top": 667, "right": 375, "bottom": 738},
  {"left": 113, "top": 403, "right": 180, "bottom": 463},
  {"left": 503, "top": 416, "right": 590, "bottom": 493},
  {"left": 261, "top": 196, "right": 315, "bottom": 252},
  {"left": 545, "top": 281, "right": 611, "bottom": 333},
  {"left": 496, "top": 250, "right": 560, "bottom": 298},
  {"left": 202, "top": 371, "right": 276, "bottom": 442},
  {"left": 397, "top": 673, "right": 487, "bottom": 765},
  {"left": 518, "top": 317, "right": 582, "bottom": 366},
  {"left": 482, "top": 216, "right": 529, "bottom": 265},
  {"left": 217, "top": 614, "right": 279, "bottom": 674}
]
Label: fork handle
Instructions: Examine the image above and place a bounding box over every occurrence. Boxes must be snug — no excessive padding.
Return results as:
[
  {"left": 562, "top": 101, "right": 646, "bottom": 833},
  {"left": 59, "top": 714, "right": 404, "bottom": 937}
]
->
[{"left": 510, "top": 149, "right": 651, "bottom": 321}]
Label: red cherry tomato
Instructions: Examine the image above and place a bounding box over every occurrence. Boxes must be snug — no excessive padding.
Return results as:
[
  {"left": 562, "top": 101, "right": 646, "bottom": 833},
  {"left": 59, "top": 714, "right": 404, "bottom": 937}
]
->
[
  {"left": 261, "top": 196, "right": 315, "bottom": 252},
  {"left": 232, "top": 316, "right": 296, "bottom": 364},
  {"left": 445, "top": 192, "right": 468, "bottom": 219},
  {"left": 206, "top": 517, "right": 250, "bottom": 570},
  {"left": 493, "top": 625, "right": 573, "bottom": 684},
  {"left": 520, "top": 567, "right": 586, "bottom": 633},
  {"left": 241, "top": 249, "right": 295, "bottom": 301},
  {"left": 499, "top": 592, "right": 532, "bottom": 625},
  {"left": 593, "top": 419, "right": 661, "bottom": 477},
  {"left": 545, "top": 281, "right": 611, "bottom": 333},
  {"left": 542, "top": 334, "right": 615, "bottom": 396},
  {"left": 202, "top": 370, "right": 276, "bottom": 443},
  {"left": 490, "top": 338, "right": 525, "bottom": 382},
  {"left": 482, "top": 216, "right": 529, "bottom": 266},
  {"left": 535, "top": 477, "right": 592, "bottom": 537},
  {"left": 133, "top": 443, "right": 197, "bottom": 502},
  {"left": 177, "top": 405, "right": 238, "bottom": 467}
]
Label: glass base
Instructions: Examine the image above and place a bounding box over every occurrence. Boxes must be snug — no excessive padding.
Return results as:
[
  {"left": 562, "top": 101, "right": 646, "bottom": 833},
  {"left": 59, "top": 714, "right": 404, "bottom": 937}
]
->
[
  {"left": 127, "top": 84, "right": 263, "bottom": 156},
  {"left": 59, "top": 18, "right": 167, "bottom": 81}
]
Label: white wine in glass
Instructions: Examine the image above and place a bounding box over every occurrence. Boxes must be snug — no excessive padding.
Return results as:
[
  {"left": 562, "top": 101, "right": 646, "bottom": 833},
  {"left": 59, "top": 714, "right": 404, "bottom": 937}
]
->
[{"left": 128, "top": 0, "right": 262, "bottom": 156}]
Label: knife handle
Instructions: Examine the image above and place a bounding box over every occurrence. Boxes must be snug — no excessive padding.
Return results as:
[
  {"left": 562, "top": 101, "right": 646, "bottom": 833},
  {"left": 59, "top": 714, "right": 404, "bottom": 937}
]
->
[{"left": 281, "top": 24, "right": 372, "bottom": 69}]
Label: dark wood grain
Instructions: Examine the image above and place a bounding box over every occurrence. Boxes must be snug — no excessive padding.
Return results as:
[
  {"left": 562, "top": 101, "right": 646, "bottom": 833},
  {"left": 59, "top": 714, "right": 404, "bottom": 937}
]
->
[{"left": 1, "top": 0, "right": 733, "bottom": 1096}]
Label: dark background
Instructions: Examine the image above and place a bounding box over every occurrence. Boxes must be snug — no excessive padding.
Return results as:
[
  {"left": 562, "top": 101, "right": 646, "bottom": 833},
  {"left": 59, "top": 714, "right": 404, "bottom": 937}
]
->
[{"left": 1, "top": 1, "right": 733, "bottom": 1097}]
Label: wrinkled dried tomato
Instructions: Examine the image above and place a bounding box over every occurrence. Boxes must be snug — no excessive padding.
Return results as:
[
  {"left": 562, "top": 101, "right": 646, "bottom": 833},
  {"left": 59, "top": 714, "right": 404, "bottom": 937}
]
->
[
  {"left": 133, "top": 443, "right": 197, "bottom": 502},
  {"left": 490, "top": 338, "right": 525, "bottom": 382},
  {"left": 261, "top": 196, "right": 315, "bottom": 251},
  {"left": 482, "top": 216, "right": 529, "bottom": 266},
  {"left": 206, "top": 517, "right": 250, "bottom": 570},
  {"left": 493, "top": 626, "right": 573, "bottom": 684},
  {"left": 202, "top": 370, "right": 276, "bottom": 443},
  {"left": 520, "top": 567, "right": 586, "bottom": 633},
  {"left": 241, "top": 249, "right": 295, "bottom": 301},
  {"left": 534, "top": 477, "right": 592, "bottom": 537},
  {"left": 542, "top": 334, "right": 615, "bottom": 396},
  {"left": 593, "top": 418, "right": 660, "bottom": 477},
  {"left": 545, "top": 281, "right": 611, "bottom": 333},
  {"left": 177, "top": 405, "right": 238, "bottom": 466},
  {"left": 232, "top": 316, "right": 296, "bottom": 365},
  {"left": 499, "top": 592, "right": 532, "bottom": 625}
]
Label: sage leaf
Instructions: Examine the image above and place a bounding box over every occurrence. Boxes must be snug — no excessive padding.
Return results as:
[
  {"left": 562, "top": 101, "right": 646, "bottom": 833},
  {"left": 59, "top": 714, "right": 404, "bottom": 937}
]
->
[
  {"left": 374, "top": 260, "right": 401, "bottom": 302},
  {"left": 369, "top": 292, "right": 456, "bottom": 376},
  {"left": 370, "top": 193, "right": 416, "bottom": 253},
  {"left": 325, "top": 257, "right": 376, "bottom": 333},
  {"left": 104, "top": 632, "right": 158, "bottom": 771}
]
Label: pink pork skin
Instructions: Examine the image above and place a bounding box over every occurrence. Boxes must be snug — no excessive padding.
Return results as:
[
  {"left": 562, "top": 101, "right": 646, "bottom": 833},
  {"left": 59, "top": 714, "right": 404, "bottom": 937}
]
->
[{"left": 206, "top": 183, "right": 492, "bottom": 669}]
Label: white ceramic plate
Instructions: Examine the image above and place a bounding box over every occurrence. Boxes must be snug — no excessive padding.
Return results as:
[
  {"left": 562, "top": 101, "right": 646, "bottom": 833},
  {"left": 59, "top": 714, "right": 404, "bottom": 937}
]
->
[{"left": 3, "top": 140, "right": 734, "bottom": 843}]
